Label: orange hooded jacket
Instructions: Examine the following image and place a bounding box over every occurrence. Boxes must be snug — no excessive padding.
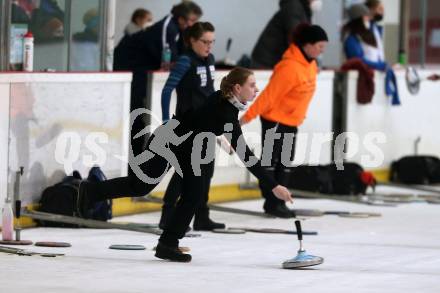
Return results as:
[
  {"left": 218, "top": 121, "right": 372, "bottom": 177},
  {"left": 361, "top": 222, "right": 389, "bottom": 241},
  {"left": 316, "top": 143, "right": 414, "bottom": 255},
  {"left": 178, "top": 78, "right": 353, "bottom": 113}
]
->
[{"left": 242, "top": 44, "right": 318, "bottom": 127}]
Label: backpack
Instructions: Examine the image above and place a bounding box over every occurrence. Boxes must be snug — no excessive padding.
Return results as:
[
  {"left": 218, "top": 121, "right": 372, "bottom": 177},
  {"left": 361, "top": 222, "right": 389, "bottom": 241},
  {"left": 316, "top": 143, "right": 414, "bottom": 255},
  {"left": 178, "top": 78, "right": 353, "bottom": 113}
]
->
[
  {"left": 38, "top": 172, "right": 82, "bottom": 227},
  {"left": 326, "top": 162, "right": 373, "bottom": 195},
  {"left": 287, "top": 165, "right": 333, "bottom": 194},
  {"left": 38, "top": 167, "right": 112, "bottom": 227},
  {"left": 287, "top": 162, "right": 375, "bottom": 195},
  {"left": 390, "top": 156, "right": 440, "bottom": 184}
]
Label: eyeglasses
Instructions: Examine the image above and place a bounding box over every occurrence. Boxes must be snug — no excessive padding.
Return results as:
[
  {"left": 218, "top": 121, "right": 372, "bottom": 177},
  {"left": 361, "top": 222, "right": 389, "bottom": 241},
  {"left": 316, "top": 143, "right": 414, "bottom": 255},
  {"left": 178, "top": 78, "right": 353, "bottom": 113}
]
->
[{"left": 198, "top": 39, "right": 215, "bottom": 46}]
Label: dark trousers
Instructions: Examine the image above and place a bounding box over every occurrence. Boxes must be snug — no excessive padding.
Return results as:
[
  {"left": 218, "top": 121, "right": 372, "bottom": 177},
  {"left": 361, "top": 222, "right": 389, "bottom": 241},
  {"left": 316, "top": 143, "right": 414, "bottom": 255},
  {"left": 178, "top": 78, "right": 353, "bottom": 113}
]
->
[
  {"left": 129, "top": 70, "right": 149, "bottom": 177},
  {"left": 163, "top": 159, "right": 214, "bottom": 220},
  {"left": 259, "top": 117, "right": 298, "bottom": 207},
  {"left": 87, "top": 135, "right": 208, "bottom": 247}
]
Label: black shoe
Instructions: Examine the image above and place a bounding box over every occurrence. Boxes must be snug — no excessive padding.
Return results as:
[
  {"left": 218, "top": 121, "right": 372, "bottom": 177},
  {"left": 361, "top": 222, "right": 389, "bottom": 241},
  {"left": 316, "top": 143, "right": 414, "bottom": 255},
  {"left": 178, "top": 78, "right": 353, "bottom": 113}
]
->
[
  {"left": 193, "top": 218, "right": 226, "bottom": 231},
  {"left": 155, "top": 242, "right": 192, "bottom": 262},
  {"left": 263, "top": 203, "right": 296, "bottom": 218},
  {"left": 76, "top": 181, "right": 91, "bottom": 218}
]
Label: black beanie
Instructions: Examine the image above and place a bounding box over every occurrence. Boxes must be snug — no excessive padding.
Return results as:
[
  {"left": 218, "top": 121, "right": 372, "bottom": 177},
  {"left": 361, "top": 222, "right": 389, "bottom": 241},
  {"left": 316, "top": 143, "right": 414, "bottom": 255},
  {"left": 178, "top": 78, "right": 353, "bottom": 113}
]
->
[{"left": 293, "top": 24, "right": 329, "bottom": 46}]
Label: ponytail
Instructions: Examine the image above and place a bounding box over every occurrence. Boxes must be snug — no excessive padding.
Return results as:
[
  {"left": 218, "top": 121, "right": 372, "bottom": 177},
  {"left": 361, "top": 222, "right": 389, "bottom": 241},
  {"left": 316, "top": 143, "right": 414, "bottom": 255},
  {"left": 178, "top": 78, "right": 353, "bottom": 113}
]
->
[{"left": 220, "top": 67, "right": 254, "bottom": 98}]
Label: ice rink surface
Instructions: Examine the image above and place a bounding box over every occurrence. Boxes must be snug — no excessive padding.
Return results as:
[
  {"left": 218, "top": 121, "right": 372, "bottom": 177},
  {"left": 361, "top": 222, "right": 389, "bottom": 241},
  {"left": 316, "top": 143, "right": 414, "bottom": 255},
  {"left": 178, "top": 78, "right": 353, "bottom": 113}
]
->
[{"left": 1, "top": 187, "right": 439, "bottom": 293}]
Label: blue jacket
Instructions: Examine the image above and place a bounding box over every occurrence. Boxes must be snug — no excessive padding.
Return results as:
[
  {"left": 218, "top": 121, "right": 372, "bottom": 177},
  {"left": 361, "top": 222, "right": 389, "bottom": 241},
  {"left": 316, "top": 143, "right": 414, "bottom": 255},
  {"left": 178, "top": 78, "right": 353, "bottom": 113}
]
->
[
  {"left": 344, "top": 25, "right": 400, "bottom": 105},
  {"left": 344, "top": 34, "right": 387, "bottom": 71}
]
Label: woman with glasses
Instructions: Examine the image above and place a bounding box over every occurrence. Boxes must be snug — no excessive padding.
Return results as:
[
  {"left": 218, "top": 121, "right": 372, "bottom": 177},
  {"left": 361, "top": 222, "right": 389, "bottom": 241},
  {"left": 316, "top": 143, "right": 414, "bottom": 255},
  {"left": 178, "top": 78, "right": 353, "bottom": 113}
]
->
[{"left": 160, "top": 22, "right": 225, "bottom": 232}]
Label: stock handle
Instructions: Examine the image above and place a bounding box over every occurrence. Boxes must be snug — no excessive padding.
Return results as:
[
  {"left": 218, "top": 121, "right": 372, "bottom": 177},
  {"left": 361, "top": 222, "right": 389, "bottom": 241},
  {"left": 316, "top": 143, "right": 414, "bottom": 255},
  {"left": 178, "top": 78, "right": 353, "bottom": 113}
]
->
[{"left": 295, "top": 220, "right": 303, "bottom": 241}]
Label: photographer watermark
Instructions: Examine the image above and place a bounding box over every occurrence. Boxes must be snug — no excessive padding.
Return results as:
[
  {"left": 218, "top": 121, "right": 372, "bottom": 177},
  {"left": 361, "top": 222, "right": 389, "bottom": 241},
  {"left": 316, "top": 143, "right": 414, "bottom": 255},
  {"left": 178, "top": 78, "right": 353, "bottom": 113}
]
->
[{"left": 54, "top": 108, "right": 387, "bottom": 183}]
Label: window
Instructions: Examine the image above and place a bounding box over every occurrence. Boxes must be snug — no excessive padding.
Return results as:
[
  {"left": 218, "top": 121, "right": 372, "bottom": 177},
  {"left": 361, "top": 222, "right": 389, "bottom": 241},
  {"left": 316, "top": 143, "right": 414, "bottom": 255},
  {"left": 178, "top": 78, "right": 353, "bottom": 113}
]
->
[
  {"left": 404, "top": 0, "right": 440, "bottom": 65},
  {"left": 10, "top": 0, "right": 68, "bottom": 71},
  {"left": 69, "top": 0, "right": 102, "bottom": 71},
  {"left": 3, "top": 0, "right": 106, "bottom": 71}
]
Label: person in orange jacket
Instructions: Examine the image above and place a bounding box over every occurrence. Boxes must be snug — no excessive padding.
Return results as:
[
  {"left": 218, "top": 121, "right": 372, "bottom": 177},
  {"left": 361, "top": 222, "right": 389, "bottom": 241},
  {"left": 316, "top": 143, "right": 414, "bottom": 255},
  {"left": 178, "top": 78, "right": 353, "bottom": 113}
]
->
[{"left": 240, "top": 23, "right": 328, "bottom": 218}]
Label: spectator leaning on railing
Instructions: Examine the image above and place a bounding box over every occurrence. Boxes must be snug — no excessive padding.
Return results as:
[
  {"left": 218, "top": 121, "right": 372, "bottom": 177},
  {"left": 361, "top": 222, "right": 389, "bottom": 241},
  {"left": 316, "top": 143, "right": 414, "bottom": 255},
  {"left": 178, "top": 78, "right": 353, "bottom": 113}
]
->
[{"left": 342, "top": 3, "right": 400, "bottom": 105}]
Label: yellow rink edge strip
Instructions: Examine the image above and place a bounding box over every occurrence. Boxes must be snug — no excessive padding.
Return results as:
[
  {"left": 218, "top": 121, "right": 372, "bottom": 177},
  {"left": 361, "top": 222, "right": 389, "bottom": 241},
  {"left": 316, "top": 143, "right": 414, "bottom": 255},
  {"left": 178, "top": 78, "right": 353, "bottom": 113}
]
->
[{"left": 4, "top": 168, "right": 389, "bottom": 229}]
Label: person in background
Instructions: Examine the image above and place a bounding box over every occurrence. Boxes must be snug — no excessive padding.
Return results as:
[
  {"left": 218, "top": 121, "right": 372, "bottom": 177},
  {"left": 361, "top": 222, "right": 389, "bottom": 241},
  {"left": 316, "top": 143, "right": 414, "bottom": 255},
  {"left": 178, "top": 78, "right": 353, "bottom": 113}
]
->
[
  {"left": 114, "top": 1, "right": 202, "bottom": 71},
  {"left": 366, "top": 0, "right": 384, "bottom": 23},
  {"left": 343, "top": 3, "right": 400, "bottom": 105},
  {"left": 365, "top": 0, "right": 385, "bottom": 62},
  {"left": 30, "top": 0, "right": 65, "bottom": 42},
  {"left": 159, "top": 22, "right": 225, "bottom": 231},
  {"left": 251, "top": 0, "right": 322, "bottom": 69},
  {"left": 113, "top": 1, "right": 203, "bottom": 171},
  {"left": 11, "top": 0, "right": 34, "bottom": 23},
  {"left": 342, "top": 4, "right": 386, "bottom": 71},
  {"left": 124, "top": 8, "right": 153, "bottom": 36},
  {"left": 241, "top": 24, "right": 328, "bottom": 218},
  {"left": 70, "top": 8, "right": 100, "bottom": 71}
]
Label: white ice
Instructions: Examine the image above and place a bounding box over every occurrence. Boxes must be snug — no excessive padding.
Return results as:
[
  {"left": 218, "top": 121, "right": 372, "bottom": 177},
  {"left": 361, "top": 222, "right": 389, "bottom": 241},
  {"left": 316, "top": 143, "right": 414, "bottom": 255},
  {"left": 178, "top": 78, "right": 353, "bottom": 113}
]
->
[{"left": 1, "top": 186, "right": 439, "bottom": 293}]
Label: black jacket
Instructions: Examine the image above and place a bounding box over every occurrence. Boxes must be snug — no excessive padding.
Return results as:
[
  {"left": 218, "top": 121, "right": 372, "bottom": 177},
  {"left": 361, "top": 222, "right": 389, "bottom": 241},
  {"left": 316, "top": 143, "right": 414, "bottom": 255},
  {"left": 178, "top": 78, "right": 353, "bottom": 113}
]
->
[
  {"left": 114, "top": 15, "right": 184, "bottom": 71},
  {"left": 175, "top": 50, "right": 215, "bottom": 118},
  {"left": 251, "top": 0, "right": 311, "bottom": 68},
  {"left": 174, "top": 90, "right": 277, "bottom": 189}
]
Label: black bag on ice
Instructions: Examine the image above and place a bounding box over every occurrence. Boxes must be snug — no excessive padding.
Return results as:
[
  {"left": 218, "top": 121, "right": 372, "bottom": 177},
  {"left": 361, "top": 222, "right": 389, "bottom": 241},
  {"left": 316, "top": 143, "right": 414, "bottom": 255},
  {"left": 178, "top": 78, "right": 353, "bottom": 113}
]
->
[
  {"left": 390, "top": 155, "right": 440, "bottom": 184},
  {"left": 38, "top": 167, "right": 112, "bottom": 227},
  {"left": 287, "top": 165, "right": 333, "bottom": 194}
]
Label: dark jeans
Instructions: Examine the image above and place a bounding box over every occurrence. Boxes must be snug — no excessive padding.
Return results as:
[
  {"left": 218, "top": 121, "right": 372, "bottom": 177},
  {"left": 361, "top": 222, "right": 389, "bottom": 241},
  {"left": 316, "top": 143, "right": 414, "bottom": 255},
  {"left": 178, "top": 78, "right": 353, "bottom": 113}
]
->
[
  {"left": 259, "top": 117, "right": 298, "bottom": 207},
  {"left": 129, "top": 70, "right": 149, "bottom": 177},
  {"left": 87, "top": 134, "right": 209, "bottom": 247},
  {"left": 163, "top": 159, "right": 215, "bottom": 220}
]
